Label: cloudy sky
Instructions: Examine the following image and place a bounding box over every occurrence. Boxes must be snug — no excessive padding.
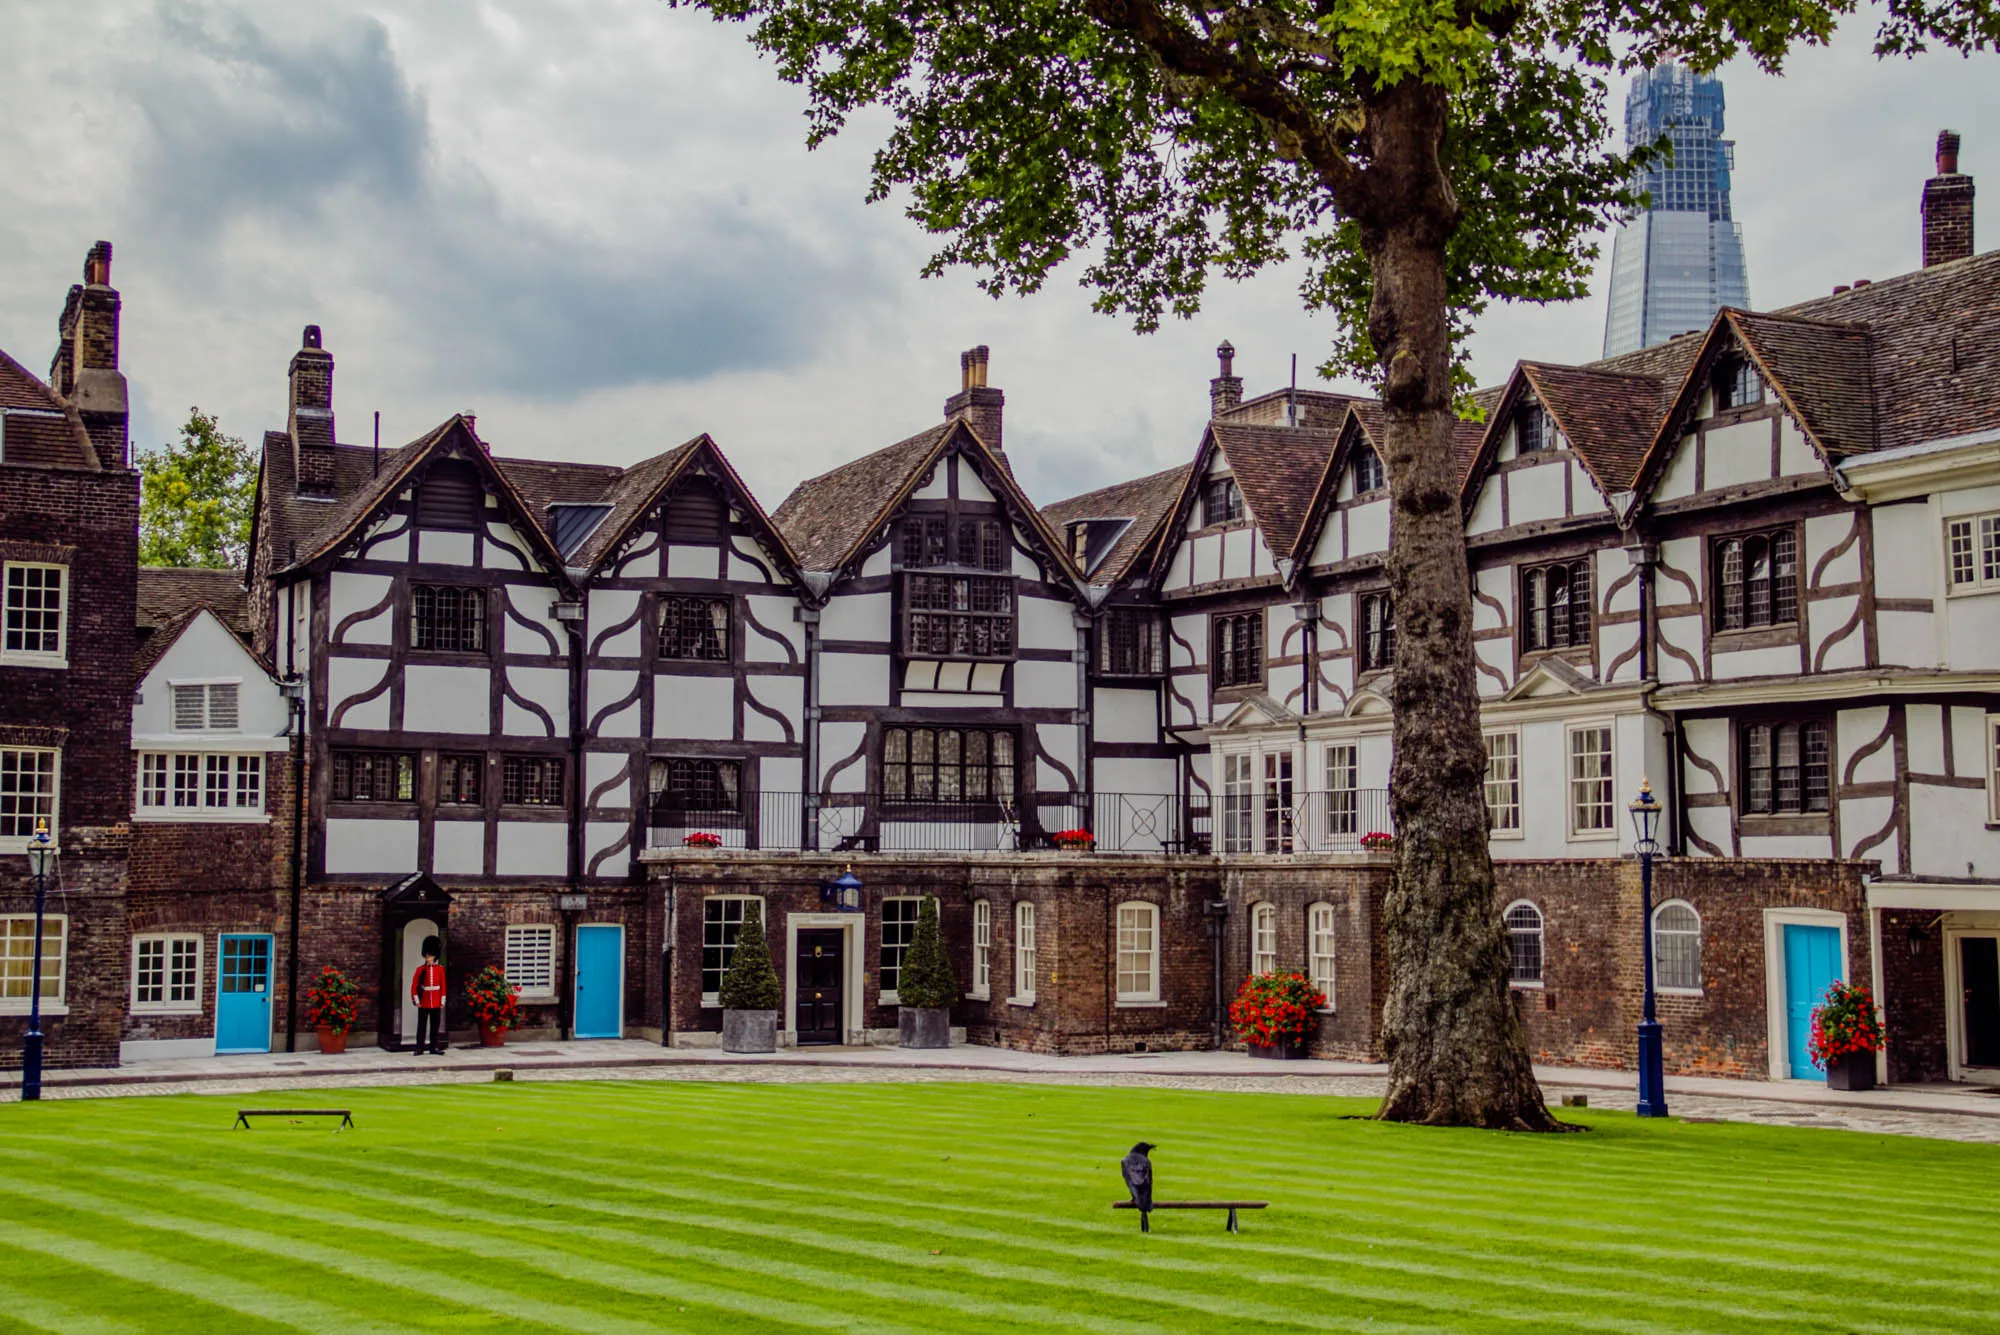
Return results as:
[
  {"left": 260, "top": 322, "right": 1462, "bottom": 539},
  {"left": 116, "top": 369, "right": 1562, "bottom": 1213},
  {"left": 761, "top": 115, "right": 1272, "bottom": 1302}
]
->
[{"left": 2, "top": 1, "right": 1994, "bottom": 509}]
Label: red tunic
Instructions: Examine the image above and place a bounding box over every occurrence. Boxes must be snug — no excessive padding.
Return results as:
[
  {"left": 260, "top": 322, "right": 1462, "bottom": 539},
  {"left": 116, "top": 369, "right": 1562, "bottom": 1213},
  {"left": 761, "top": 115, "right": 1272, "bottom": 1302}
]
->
[{"left": 411, "top": 961, "right": 446, "bottom": 1010}]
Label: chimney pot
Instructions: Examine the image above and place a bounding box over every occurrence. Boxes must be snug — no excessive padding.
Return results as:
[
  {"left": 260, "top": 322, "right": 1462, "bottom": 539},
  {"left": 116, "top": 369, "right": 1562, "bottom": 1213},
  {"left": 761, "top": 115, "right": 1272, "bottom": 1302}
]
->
[
  {"left": 1209, "top": 338, "right": 1243, "bottom": 416},
  {"left": 944, "top": 347, "right": 1003, "bottom": 451},
  {"left": 1833, "top": 284, "right": 1851, "bottom": 294},
  {"left": 1854, "top": 278, "right": 1871, "bottom": 287},
  {"left": 1922, "top": 129, "right": 1975, "bottom": 268},
  {"left": 1939, "top": 129, "right": 1962, "bottom": 175},
  {"left": 83, "top": 240, "right": 112, "bottom": 286},
  {"left": 303, "top": 324, "right": 322, "bottom": 349}
]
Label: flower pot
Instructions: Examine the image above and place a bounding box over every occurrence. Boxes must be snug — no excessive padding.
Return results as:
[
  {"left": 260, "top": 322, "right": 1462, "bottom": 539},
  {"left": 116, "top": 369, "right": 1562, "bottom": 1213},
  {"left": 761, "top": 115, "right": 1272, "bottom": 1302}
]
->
[
  {"left": 722, "top": 1008, "right": 778, "bottom": 1054},
  {"left": 898, "top": 1007, "right": 951, "bottom": 1049},
  {"left": 476, "top": 1020, "right": 507, "bottom": 1048},
  {"left": 315, "top": 1026, "right": 348, "bottom": 1056},
  {"left": 1826, "top": 1050, "right": 1877, "bottom": 1092},
  {"left": 1247, "top": 1038, "right": 1309, "bottom": 1060}
]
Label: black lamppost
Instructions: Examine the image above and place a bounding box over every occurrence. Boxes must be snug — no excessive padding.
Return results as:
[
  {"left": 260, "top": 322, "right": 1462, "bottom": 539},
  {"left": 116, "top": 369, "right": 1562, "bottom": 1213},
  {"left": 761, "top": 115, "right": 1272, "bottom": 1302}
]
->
[
  {"left": 1628, "top": 779, "right": 1667, "bottom": 1119},
  {"left": 21, "top": 819, "right": 56, "bottom": 1102}
]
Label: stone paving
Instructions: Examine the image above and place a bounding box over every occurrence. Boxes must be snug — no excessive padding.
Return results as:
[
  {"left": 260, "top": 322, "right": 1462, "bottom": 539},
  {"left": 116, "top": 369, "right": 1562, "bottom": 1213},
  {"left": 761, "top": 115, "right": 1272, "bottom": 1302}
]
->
[{"left": 8, "top": 1040, "right": 1999, "bottom": 1143}]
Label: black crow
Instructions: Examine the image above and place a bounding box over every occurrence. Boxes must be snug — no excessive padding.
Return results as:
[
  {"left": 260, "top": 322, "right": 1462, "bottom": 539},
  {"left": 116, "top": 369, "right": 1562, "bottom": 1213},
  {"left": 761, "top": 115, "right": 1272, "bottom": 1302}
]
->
[{"left": 1121, "top": 1142, "right": 1155, "bottom": 1232}]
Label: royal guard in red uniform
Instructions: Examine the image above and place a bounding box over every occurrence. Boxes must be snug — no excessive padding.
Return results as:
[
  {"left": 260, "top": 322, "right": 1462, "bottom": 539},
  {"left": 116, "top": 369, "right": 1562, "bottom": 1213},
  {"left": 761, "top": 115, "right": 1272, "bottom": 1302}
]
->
[{"left": 411, "top": 936, "right": 447, "bottom": 1055}]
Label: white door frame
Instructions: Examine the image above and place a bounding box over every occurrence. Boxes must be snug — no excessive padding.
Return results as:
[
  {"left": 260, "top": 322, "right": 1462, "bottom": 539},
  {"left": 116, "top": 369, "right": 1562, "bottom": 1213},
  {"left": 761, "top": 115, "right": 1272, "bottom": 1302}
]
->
[
  {"left": 1762, "top": 908, "right": 1850, "bottom": 1082},
  {"left": 398, "top": 917, "right": 442, "bottom": 1046},
  {"left": 1943, "top": 925, "right": 2000, "bottom": 1085},
  {"left": 575, "top": 921, "right": 625, "bottom": 1039},
  {"left": 783, "top": 913, "right": 865, "bottom": 1045}
]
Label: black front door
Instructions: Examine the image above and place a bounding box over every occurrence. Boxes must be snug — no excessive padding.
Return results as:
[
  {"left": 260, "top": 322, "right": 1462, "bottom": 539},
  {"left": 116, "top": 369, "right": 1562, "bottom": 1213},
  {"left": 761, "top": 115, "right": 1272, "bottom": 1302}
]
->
[
  {"left": 1962, "top": 936, "right": 2000, "bottom": 1068},
  {"left": 796, "top": 929, "right": 843, "bottom": 1045}
]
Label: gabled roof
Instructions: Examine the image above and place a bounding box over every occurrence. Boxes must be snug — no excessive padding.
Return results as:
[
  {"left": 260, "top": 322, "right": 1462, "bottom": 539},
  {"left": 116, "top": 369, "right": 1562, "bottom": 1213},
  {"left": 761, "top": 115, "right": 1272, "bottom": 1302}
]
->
[
  {"left": 1725, "top": 310, "right": 1877, "bottom": 457},
  {"left": 1041, "top": 462, "right": 1190, "bottom": 587},
  {"left": 1209, "top": 421, "right": 1343, "bottom": 559},
  {"left": 134, "top": 604, "right": 275, "bottom": 681},
  {"left": 1457, "top": 363, "right": 1666, "bottom": 520},
  {"left": 773, "top": 423, "right": 951, "bottom": 571},
  {"left": 0, "top": 347, "right": 98, "bottom": 470},
  {"left": 568, "top": 434, "right": 804, "bottom": 580},
  {"left": 139, "top": 567, "right": 250, "bottom": 639},
  {"left": 1288, "top": 400, "right": 1486, "bottom": 565}
]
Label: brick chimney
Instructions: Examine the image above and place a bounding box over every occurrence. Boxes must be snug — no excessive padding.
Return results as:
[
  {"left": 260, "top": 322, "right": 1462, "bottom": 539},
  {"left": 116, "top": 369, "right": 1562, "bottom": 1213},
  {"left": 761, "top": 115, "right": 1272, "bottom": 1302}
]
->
[
  {"left": 1922, "top": 130, "right": 1975, "bottom": 268},
  {"left": 943, "top": 345, "right": 1004, "bottom": 452},
  {"left": 1210, "top": 340, "right": 1243, "bottom": 416},
  {"left": 48, "top": 240, "right": 128, "bottom": 468},
  {"left": 289, "top": 324, "right": 338, "bottom": 495}
]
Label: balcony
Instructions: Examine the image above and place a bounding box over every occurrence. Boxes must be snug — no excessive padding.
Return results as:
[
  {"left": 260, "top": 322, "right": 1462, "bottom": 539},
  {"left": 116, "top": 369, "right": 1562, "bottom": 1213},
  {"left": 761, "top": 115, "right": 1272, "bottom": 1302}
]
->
[{"left": 646, "top": 790, "right": 1392, "bottom": 856}]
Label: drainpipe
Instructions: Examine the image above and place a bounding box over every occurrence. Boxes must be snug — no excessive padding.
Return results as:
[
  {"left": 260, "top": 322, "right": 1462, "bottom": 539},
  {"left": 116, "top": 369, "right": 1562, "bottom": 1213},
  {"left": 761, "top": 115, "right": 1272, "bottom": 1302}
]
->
[
  {"left": 1205, "top": 896, "right": 1230, "bottom": 1049},
  {"left": 1625, "top": 538, "right": 1681, "bottom": 855},
  {"left": 555, "top": 594, "right": 587, "bottom": 1040},
  {"left": 660, "top": 875, "right": 675, "bottom": 1048},
  {"left": 801, "top": 604, "right": 822, "bottom": 850},
  {"left": 1075, "top": 608, "right": 1093, "bottom": 833},
  {"left": 283, "top": 581, "right": 305, "bottom": 1053}
]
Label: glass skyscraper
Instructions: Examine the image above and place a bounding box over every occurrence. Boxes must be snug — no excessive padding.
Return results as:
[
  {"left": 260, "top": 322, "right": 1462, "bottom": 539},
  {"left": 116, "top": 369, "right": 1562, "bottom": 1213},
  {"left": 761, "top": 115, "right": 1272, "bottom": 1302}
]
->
[{"left": 1601, "top": 63, "right": 1752, "bottom": 357}]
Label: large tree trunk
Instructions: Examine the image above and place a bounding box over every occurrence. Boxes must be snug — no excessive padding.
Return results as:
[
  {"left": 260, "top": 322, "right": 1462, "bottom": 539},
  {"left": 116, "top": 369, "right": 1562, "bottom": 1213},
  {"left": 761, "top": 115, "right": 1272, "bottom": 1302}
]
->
[{"left": 1357, "top": 81, "right": 1564, "bottom": 1131}]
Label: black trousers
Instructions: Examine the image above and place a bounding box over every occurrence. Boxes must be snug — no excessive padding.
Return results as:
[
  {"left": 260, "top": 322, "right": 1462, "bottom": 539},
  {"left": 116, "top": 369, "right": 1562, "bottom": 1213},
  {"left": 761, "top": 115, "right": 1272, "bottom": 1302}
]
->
[{"left": 414, "top": 1007, "right": 444, "bottom": 1052}]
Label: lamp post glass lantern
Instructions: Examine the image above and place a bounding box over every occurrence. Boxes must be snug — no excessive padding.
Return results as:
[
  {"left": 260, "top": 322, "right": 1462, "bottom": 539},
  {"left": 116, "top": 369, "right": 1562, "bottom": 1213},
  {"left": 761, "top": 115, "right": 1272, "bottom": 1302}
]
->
[
  {"left": 1628, "top": 780, "right": 1667, "bottom": 1119},
  {"left": 21, "top": 819, "right": 57, "bottom": 1102},
  {"left": 822, "top": 868, "right": 864, "bottom": 913}
]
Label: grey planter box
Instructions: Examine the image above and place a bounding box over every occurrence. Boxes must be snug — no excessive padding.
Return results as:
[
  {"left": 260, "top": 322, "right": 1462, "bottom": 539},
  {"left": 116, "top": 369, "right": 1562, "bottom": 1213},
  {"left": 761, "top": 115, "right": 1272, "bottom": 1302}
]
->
[
  {"left": 722, "top": 1009, "right": 778, "bottom": 1053},
  {"left": 898, "top": 1007, "right": 951, "bottom": 1049}
]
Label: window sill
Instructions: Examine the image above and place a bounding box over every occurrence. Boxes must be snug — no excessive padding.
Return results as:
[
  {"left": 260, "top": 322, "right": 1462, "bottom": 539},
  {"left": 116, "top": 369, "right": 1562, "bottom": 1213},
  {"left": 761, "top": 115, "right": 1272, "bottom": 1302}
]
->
[
  {"left": 701, "top": 994, "right": 721, "bottom": 1009},
  {"left": 967, "top": 990, "right": 990, "bottom": 1002},
  {"left": 1489, "top": 829, "right": 1525, "bottom": 841},
  {"left": 1115, "top": 998, "right": 1166, "bottom": 1009},
  {"left": 0, "top": 837, "right": 58, "bottom": 856},
  {"left": 1509, "top": 980, "right": 1545, "bottom": 992},
  {"left": 131, "top": 1004, "right": 202, "bottom": 1016},
  {"left": 1006, "top": 996, "right": 1036, "bottom": 1008},
  {"left": 134, "top": 812, "right": 270, "bottom": 825},
  {"left": 0, "top": 1003, "right": 67, "bottom": 1016},
  {"left": 516, "top": 993, "right": 558, "bottom": 1005},
  {"left": 1740, "top": 815, "right": 1830, "bottom": 837},
  {"left": 1568, "top": 830, "right": 1618, "bottom": 842},
  {"left": 1708, "top": 625, "right": 1800, "bottom": 652},
  {"left": 1657, "top": 988, "right": 1705, "bottom": 999},
  {"left": 0, "top": 655, "right": 68, "bottom": 670},
  {"left": 881, "top": 991, "right": 902, "bottom": 1007}
]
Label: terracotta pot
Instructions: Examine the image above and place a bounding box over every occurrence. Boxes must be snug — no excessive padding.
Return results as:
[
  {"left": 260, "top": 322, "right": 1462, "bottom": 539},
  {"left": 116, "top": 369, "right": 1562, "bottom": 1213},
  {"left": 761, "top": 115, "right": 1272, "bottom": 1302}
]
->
[
  {"left": 477, "top": 1019, "right": 507, "bottom": 1048},
  {"left": 316, "top": 1026, "right": 348, "bottom": 1056}
]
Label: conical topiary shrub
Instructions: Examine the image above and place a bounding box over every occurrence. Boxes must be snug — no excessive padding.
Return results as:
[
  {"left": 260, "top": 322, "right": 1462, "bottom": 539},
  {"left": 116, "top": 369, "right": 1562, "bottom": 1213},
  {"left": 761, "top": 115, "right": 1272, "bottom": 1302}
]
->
[
  {"left": 897, "top": 898, "right": 956, "bottom": 1048},
  {"left": 719, "top": 901, "right": 782, "bottom": 1011}
]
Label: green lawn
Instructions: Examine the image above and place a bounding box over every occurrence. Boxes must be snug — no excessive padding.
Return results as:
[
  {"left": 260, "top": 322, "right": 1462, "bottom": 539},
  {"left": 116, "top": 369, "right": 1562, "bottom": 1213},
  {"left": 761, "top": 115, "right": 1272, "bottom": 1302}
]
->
[{"left": 0, "top": 1081, "right": 1992, "bottom": 1334}]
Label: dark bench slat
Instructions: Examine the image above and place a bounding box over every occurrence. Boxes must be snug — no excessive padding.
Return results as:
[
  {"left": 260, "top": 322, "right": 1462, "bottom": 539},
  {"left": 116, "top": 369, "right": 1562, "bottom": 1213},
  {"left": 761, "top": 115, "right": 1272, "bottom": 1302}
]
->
[
  {"left": 1113, "top": 1200, "right": 1267, "bottom": 1233},
  {"left": 234, "top": 1109, "right": 354, "bottom": 1130}
]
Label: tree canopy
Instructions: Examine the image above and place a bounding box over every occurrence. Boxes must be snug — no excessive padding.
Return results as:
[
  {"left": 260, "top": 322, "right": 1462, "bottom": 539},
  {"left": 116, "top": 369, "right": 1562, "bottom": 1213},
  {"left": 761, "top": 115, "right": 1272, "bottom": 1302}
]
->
[{"left": 138, "top": 408, "right": 257, "bottom": 569}]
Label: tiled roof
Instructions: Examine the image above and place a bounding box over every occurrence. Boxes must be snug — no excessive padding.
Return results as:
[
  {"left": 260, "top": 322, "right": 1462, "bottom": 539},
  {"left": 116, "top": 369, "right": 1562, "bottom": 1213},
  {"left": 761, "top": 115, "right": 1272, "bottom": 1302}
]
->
[
  {"left": 1520, "top": 363, "right": 1665, "bottom": 491},
  {"left": 257, "top": 433, "right": 427, "bottom": 572},
  {"left": 0, "top": 348, "right": 98, "bottom": 470},
  {"left": 772, "top": 424, "right": 950, "bottom": 571},
  {"left": 1726, "top": 310, "right": 1877, "bottom": 457},
  {"left": 1041, "top": 462, "right": 1190, "bottom": 585},
  {"left": 563, "top": 441, "right": 699, "bottom": 570},
  {"left": 138, "top": 566, "right": 250, "bottom": 636},
  {"left": 1210, "top": 421, "right": 1344, "bottom": 558}
]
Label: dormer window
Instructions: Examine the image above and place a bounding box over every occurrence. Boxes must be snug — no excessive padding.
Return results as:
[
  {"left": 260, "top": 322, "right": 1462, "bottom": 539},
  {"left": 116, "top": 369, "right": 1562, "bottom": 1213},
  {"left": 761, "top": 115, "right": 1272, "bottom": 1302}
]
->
[
  {"left": 1516, "top": 405, "right": 1551, "bottom": 453},
  {"left": 1713, "top": 357, "right": 1765, "bottom": 412},
  {"left": 1202, "top": 477, "right": 1243, "bottom": 526},
  {"left": 1352, "top": 444, "right": 1385, "bottom": 494}
]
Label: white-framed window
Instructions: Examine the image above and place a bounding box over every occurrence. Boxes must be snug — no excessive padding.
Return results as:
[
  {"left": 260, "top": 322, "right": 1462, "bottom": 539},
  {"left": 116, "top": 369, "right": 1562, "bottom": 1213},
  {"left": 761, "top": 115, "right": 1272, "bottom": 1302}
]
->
[
  {"left": 1990, "top": 716, "right": 2000, "bottom": 824},
  {"left": 700, "top": 895, "right": 764, "bottom": 1005},
  {"left": 1221, "top": 753, "right": 1253, "bottom": 853},
  {"left": 505, "top": 924, "right": 558, "bottom": 1000},
  {"left": 1013, "top": 901, "right": 1037, "bottom": 1002},
  {"left": 136, "top": 753, "right": 263, "bottom": 817},
  {"left": 880, "top": 896, "right": 923, "bottom": 1004},
  {"left": 1324, "top": 743, "right": 1358, "bottom": 838},
  {"left": 1484, "top": 731, "right": 1521, "bottom": 835},
  {"left": 0, "top": 747, "right": 58, "bottom": 848},
  {"left": 2, "top": 562, "right": 66, "bottom": 665},
  {"left": 970, "top": 899, "right": 991, "bottom": 999},
  {"left": 1503, "top": 900, "right": 1544, "bottom": 987},
  {"left": 1116, "top": 901, "right": 1159, "bottom": 1003},
  {"left": 1308, "top": 903, "right": 1337, "bottom": 1008},
  {"left": 170, "top": 681, "right": 241, "bottom": 733},
  {"left": 1567, "top": 723, "right": 1615, "bottom": 837},
  {"left": 1, "top": 914, "right": 66, "bottom": 1011},
  {"left": 1653, "top": 901, "right": 1703, "bottom": 994},
  {"left": 1946, "top": 513, "right": 2000, "bottom": 594},
  {"left": 132, "top": 934, "right": 202, "bottom": 1012},
  {"left": 1249, "top": 902, "right": 1278, "bottom": 976}
]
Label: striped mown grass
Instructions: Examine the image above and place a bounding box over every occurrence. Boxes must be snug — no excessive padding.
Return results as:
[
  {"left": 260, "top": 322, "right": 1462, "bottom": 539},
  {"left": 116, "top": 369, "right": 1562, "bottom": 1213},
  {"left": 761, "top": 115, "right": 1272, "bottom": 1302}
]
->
[{"left": 0, "top": 1080, "right": 1994, "bottom": 1333}]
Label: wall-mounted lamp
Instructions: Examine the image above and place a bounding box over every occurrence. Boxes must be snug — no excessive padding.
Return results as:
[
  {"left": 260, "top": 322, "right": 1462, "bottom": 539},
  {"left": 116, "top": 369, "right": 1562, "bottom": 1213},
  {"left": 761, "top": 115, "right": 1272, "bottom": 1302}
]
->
[{"left": 821, "top": 868, "right": 864, "bottom": 912}]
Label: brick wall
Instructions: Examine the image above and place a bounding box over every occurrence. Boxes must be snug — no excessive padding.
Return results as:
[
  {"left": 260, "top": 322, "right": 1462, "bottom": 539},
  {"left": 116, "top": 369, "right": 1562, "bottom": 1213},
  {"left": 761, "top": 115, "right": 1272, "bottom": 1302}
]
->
[
  {"left": 1881, "top": 908, "right": 1948, "bottom": 1083},
  {"left": 0, "top": 830, "right": 129, "bottom": 1069}
]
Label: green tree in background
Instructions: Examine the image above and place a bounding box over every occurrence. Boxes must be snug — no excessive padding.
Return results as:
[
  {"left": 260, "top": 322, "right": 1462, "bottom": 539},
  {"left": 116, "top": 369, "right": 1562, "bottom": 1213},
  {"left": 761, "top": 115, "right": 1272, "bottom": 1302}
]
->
[
  {"left": 675, "top": 0, "right": 1997, "bottom": 1129},
  {"left": 138, "top": 408, "right": 257, "bottom": 568}
]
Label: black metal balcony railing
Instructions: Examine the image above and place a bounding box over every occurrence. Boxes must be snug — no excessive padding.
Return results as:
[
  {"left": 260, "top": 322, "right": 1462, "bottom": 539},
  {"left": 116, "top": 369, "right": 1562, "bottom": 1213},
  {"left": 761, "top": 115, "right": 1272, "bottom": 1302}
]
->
[{"left": 647, "top": 790, "right": 1393, "bottom": 855}]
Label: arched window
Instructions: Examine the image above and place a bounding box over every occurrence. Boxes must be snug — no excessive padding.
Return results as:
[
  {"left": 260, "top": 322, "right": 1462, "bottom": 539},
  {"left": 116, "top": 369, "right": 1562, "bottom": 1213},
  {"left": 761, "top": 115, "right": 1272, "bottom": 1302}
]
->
[
  {"left": 1503, "top": 901, "right": 1544, "bottom": 985},
  {"left": 1653, "top": 901, "right": 1702, "bottom": 992},
  {"left": 1250, "top": 902, "right": 1278, "bottom": 976},
  {"left": 1116, "top": 901, "right": 1159, "bottom": 1002},
  {"left": 1307, "top": 903, "right": 1337, "bottom": 1006},
  {"left": 1352, "top": 444, "right": 1385, "bottom": 494}
]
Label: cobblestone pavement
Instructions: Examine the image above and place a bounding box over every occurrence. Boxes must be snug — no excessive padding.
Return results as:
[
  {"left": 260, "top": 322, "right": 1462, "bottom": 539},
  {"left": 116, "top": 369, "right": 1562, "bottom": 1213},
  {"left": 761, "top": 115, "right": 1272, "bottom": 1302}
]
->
[{"left": 15, "top": 1059, "right": 2000, "bottom": 1143}]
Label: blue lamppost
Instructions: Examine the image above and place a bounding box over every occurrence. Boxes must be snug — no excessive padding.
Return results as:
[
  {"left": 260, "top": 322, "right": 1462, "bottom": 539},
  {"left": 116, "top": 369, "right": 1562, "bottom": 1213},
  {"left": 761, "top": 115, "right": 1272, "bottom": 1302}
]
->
[
  {"left": 1628, "top": 779, "right": 1667, "bottom": 1118},
  {"left": 21, "top": 819, "right": 57, "bottom": 1102}
]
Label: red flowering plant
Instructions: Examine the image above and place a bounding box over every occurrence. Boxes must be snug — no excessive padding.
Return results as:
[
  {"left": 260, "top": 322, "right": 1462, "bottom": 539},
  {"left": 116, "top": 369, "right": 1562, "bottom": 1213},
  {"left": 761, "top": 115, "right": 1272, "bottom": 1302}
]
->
[
  {"left": 1359, "top": 831, "right": 1394, "bottom": 850},
  {"left": 683, "top": 831, "right": 722, "bottom": 849},
  {"left": 465, "top": 965, "right": 520, "bottom": 1033},
  {"left": 1051, "top": 828, "right": 1095, "bottom": 850},
  {"left": 1229, "top": 971, "right": 1327, "bottom": 1048},
  {"left": 1808, "top": 980, "right": 1885, "bottom": 1068},
  {"left": 302, "top": 966, "right": 360, "bottom": 1036}
]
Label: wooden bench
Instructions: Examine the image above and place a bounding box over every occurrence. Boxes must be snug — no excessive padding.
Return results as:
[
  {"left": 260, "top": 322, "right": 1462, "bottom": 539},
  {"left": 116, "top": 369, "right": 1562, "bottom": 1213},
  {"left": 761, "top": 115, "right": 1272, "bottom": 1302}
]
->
[
  {"left": 1114, "top": 1200, "right": 1267, "bottom": 1233},
  {"left": 233, "top": 1108, "right": 353, "bottom": 1131}
]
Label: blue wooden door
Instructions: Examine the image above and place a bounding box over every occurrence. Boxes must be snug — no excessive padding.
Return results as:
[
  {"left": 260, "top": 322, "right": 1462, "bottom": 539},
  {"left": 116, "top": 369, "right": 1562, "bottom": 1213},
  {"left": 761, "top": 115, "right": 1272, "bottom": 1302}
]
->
[
  {"left": 216, "top": 934, "right": 274, "bottom": 1054},
  {"left": 1782, "top": 924, "right": 1842, "bottom": 1079},
  {"left": 574, "top": 925, "right": 623, "bottom": 1039}
]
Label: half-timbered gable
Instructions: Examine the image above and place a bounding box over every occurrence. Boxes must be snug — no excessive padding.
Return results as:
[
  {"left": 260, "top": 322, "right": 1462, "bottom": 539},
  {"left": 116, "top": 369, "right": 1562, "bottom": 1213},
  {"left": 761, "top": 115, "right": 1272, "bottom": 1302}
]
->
[
  {"left": 569, "top": 435, "right": 810, "bottom": 863},
  {"left": 774, "top": 358, "right": 1091, "bottom": 850}
]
